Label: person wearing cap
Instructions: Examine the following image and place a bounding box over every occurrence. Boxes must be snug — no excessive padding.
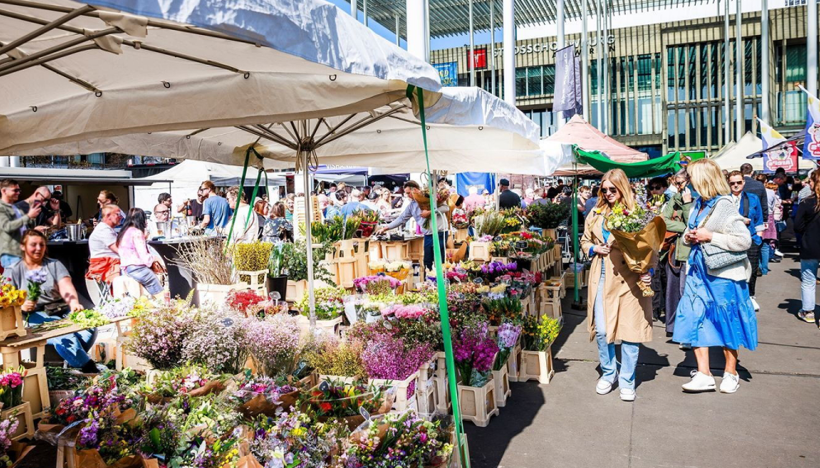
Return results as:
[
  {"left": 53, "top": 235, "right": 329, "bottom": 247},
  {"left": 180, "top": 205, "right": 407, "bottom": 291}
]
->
[{"left": 498, "top": 178, "right": 522, "bottom": 210}]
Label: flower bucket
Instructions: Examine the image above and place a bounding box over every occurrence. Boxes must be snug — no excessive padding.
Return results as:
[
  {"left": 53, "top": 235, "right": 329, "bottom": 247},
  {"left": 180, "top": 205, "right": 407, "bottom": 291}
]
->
[
  {"left": 491, "top": 365, "right": 511, "bottom": 407},
  {"left": 458, "top": 377, "right": 499, "bottom": 427},
  {"left": 519, "top": 348, "right": 555, "bottom": 385},
  {"left": 265, "top": 276, "right": 288, "bottom": 301}
]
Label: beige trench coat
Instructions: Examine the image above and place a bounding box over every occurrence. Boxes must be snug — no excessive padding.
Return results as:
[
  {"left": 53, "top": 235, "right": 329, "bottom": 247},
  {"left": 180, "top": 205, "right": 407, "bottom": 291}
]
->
[{"left": 580, "top": 211, "right": 656, "bottom": 344}]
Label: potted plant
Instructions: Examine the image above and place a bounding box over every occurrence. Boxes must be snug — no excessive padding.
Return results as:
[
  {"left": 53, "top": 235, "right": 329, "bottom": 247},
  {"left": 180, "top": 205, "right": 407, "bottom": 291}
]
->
[
  {"left": 356, "top": 209, "right": 380, "bottom": 238},
  {"left": 297, "top": 286, "right": 347, "bottom": 331},
  {"left": 174, "top": 237, "right": 242, "bottom": 305},
  {"left": 492, "top": 322, "right": 521, "bottom": 407},
  {"left": 526, "top": 202, "right": 570, "bottom": 240},
  {"left": 519, "top": 315, "right": 561, "bottom": 384},
  {"left": 266, "top": 243, "right": 288, "bottom": 301},
  {"left": 232, "top": 241, "right": 273, "bottom": 292},
  {"left": 0, "top": 280, "right": 27, "bottom": 340},
  {"left": 280, "top": 241, "right": 334, "bottom": 302},
  {"left": 452, "top": 317, "right": 499, "bottom": 427}
]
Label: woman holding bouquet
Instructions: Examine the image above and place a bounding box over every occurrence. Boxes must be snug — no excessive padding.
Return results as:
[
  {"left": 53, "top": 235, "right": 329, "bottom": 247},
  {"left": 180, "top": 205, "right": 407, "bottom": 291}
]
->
[
  {"left": 581, "top": 169, "right": 655, "bottom": 402},
  {"left": 675, "top": 159, "right": 757, "bottom": 394}
]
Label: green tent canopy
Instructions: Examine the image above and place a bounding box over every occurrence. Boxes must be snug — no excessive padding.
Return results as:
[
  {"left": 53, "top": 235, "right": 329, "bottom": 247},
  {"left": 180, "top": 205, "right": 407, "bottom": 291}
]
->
[{"left": 573, "top": 146, "right": 682, "bottom": 178}]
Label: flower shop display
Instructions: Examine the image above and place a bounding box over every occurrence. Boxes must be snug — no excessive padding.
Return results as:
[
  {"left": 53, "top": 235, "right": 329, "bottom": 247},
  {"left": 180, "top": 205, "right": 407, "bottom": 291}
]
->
[
  {"left": 24, "top": 268, "right": 47, "bottom": 303},
  {"left": 267, "top": 243, "right": 289, "bottom": 301},
  {"left": 473, "top": 210, "right": 505, "bottom": 238},
  {"left": 142, "top": 364, "right": 226, "bottom": 404},
  {"left": 360, "top": 330, "right": 435, "bottom": 408},
  {"left": 0, "top": 280, "right": 26, "bottom": 340},
  {"left": 233, "top": 240, "right": 274, "bottom": 292},
  {"left": 304, "top": 379, "right": 391, "bottom": 430},
  {"left": 356, "top": 209, "right": 381, "bottom": 237},
  {"left": 353, "top": 275, "right": 401, "bottom": 295},
  {"left": 297, "top": 286, "right": 347, "bottom": 324},
  {"left": 603, "top": 186, "right": 667, "bottom": 297},
  {"left": 384, "top": 261, "right": 411, "bottom": 281},
  {"left": 0, "top": 368, "right": 25, "bottom": 410},
  {"left": 251, "top": 408, "right": 344, "bottom": 467},
  {"left": 499, "top": 208, "right": 526, "bottom": 233},
  {"left": 519, "top": 315, "right": 562, "bottom": 384},
  {"left": 281, "top": 241, "right": 334, "bottom": 301},
  {"left": 183, "top": 309, "right": 250, "bottom": 375},
  {"left": 0, "top": 412, "right": 29, "bottom": 465},
  {"left": 231, "top": 372, "right": 298, "bottom": 419},
  {"left": 127, "top": 301, "right": 196, "bottom": 370},
  {"left": 305, "top": 338, "right": 367, "bottom": 380},
  {"left": 526, "top": 201, "right": 570, "bottom": 232},
  {"left": 227, "top": 289, "right": 267, "bottom": 317},
  {"left": 452, "top": 317, "right": 498, "bottom": 388},
  {"left": 482, "top": 297, "right": 522, "bottom": 326}
]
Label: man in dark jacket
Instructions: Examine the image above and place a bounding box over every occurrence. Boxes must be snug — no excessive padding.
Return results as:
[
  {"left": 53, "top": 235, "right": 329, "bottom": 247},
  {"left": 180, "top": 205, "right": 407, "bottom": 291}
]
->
[
  {"left": 740, "top": 163, "right": 769, "bottom": 220},
  {"left": 498, "top": 178, "right": 522, "bottom": 209}
]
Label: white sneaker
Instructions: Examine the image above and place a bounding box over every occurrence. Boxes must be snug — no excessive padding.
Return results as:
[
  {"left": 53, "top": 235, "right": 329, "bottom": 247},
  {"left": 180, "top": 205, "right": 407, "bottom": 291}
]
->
[
  {"left": 620, "top": 389, "right": 636, "bottom": 402},
  {"left": 682, "top": 372, "right": 716, "bottom": 392},
  {"left": 774, "top": 249, "right": 784, "bottom": 257},
  {"left": 596, "top": 377, "right": 616, "bottom": 395},
  {"left": 750, "top": 297, "right": 760, "bottom": 311},
  {"left": 720, "top": 372, "right": 740, "bottom": 394}
]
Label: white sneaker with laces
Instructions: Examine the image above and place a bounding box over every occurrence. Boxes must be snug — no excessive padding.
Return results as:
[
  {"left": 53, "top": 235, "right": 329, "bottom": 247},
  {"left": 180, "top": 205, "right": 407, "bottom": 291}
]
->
[
  {"left": 682, "top": 372, "right": 716, "bottom": 392},
  {"left": 720, "top": 372, "right": 740, "bottom": 394},
  {"left": 774, "top": 249, "right": 784, "bottom": 257},
  {"left": 620, "top": 389, "right": 636, "bottom": 402},
  {"left": 750, "top": 297, "right": 760, "bottom": 311},
  {"left": 596, "top": 377, "right": 616, "bottom": 395}
]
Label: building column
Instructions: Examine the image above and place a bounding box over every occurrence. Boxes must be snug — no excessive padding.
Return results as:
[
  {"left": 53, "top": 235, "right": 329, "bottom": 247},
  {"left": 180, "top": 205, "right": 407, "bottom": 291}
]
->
[
  {"left": 724, "top": 0, "right": 731, "bottom": 143},
  {"left": 557, "top": 0, "right": 565, "bottom": 49},
  {"left": 809, "top": 0, "right": 818, "bottom": 96},
  {"left": 735, "top": 0, "right": 743, "bottom": 139},
  {"left": 503, "top": 0, "right": 515, "bottom": 105},
  {"left": 490, "top": 0, "right": 496, "bottom": 96},
  {"left": 406, "top": 0, "right": 426, "bottom": 60},
  {"left": 351, "top": 0, "right": 357, "bottom": 19},
  {"left": 582, "top": 0, "right": 589, "bottom": 121},
  {"left": 469, "top": 0, "right": 475, "bottom": 86},
  {"left": 602, "top": 0, "right": 609, "bottom": 134},
  {"left": 363, "top": 0, "right": 368, "bottom": 27},
  {"left": 395, "top": 14, "right": 400, "bottom": 46},
  {"left": 761, "top": 0, "right": 770, "bottom": 122}
]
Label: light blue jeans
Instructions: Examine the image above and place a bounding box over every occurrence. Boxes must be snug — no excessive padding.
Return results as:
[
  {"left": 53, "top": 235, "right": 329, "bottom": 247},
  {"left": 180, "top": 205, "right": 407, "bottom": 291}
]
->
[
  {"left": 760, "top": 242, "right": 771, "bottom": 275},
  {"left": 800, "top": 259, "right": 818, "bottom": 313},
  {"left": 124, "top": 265, "right": 162, "bottom": 295},
  {"left": 594, "top": 269, "right": 640, "bottom": 390},
  {"left": 0, "top": 254, "right": 20, "bottom": 268},
  {"left": 26, "top": 310, "right": 97, "bottom": 368}
]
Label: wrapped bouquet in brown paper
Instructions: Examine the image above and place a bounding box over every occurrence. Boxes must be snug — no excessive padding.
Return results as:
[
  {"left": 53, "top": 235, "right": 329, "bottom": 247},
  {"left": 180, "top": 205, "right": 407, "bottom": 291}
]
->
[
  {"left": 230, "top": 374, "right": 301, "bottom": 419},
  {"left": 604, "top": 188, "right": 666, "bottom": 297}
]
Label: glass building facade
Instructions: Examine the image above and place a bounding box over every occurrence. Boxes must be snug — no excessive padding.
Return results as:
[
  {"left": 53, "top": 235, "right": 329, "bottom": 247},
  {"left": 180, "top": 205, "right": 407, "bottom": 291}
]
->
[{"left": 430, "top": 5, "right": 817, "bottom": 156}]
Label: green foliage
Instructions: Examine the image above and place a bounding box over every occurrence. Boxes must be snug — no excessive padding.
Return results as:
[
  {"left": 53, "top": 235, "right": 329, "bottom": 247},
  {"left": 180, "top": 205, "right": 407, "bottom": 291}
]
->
[
  {"left": 280, "top": 241, "right": 334, "bottom": 283},
  {"left": 526, "top": 202, "right": 570, "bottom": 229}
]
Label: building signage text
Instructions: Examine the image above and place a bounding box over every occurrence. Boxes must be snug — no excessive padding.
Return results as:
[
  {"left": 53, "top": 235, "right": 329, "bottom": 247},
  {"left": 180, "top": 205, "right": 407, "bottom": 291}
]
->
[{"left": 492, "top": 34, "right": 615, "bottom": 57}]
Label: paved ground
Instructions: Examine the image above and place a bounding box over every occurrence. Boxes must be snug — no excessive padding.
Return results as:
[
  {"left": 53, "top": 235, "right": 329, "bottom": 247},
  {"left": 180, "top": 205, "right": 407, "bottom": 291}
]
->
[{"left": 467, "top": 245, "right": 820, "bottom": 468}]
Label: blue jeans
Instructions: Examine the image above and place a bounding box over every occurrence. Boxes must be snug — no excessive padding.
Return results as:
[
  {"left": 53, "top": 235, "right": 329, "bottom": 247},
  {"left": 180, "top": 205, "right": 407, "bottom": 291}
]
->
[
  {"left": 0, "top": 254, "right": 20, "bottom": 268},
  {"left": 124, "top": 265, "right": 162, "bottom": 295},
  {"left": 423, "top": 232, "right": 447, "bottom": 272},
  {"left": 594, "top": 269, "right": 640, "bottom": 390},
  {"left": 800, "top": 259, "right": 818, "bottom": 313},
  {"left": 760, "top": 242, "right": 771, "bottom": 275},
  {"left": 26, "top": 310, "right": 97, "bottom": 368}
]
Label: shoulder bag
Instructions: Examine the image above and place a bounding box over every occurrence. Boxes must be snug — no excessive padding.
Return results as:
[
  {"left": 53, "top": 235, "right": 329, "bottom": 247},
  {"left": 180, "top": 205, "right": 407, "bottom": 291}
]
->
[{"left": 699, "top": 198, "right": 748, "bottom": 270}]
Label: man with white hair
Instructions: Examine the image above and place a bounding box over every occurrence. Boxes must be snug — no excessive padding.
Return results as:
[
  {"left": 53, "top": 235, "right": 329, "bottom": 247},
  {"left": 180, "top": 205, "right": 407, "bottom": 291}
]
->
[
  {"left": 463, "top": 186, "right": 485, "bottom": 213},
  {"left": 339, "top": 189, "right": 371, "bottom": 219}
]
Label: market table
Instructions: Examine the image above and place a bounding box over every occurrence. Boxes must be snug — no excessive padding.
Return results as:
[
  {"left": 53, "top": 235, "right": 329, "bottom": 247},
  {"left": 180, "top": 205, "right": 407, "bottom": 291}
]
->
[{"left": 0, "top": 316, "right": 133, "bottom": 421}]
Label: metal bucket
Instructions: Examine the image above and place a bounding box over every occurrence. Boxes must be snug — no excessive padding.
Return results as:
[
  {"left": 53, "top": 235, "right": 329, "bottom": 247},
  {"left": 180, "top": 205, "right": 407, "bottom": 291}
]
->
[{"left": 66, "top": 224, "right": 83, "bottom": 241}]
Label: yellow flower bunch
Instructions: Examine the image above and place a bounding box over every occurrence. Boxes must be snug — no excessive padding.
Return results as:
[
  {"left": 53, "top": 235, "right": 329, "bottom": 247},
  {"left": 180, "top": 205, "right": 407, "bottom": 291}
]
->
[
  {"left": 0, "top": 282, "right": 26, "bottom": 308},
  {"left": 232, "top": 241, "right": 274, "bottom": 272}
]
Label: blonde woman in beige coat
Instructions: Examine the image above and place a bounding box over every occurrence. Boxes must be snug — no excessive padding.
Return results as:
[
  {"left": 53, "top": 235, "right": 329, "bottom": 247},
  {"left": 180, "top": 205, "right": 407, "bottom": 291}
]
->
[{"left": 581, "top": 169, "right": 656, "bottom": 402}]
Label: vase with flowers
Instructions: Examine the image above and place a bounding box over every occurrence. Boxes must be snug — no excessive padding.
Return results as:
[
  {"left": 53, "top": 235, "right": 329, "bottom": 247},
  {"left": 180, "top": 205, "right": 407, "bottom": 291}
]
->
[
  {"left": 452, "top": 316, "right": 499, "bottom": 427},
  {"left": 0, "top": 368, "right": 25, "bottom": 410},
  {"left": 0, "top": 279, "right": 26, "bottom": 340}
]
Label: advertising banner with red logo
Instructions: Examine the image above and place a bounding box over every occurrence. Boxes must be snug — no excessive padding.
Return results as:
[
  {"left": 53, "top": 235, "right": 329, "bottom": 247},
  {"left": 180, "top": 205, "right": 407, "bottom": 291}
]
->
[
  {"left": 467, "top": 48, "right": 487, "bottom": 70},
  {"left": 762, "top": 141, "right": 799, "bottom": 174}
]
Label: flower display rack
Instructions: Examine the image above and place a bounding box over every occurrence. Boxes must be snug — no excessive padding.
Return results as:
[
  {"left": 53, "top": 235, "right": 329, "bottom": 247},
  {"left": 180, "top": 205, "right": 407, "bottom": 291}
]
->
[
  {"left": 285, "top": 279, "right": 307, "bottom": 303},
  {"left": 318, "top": 372, "right": 421, "bottom": 414},
  {"left": 1, "top": 343, "right": 49, "bottom": 420},
  {"left": 407, "top": 237, "right": 424, "bottom": 262},
  {"left": 417, "top": 361, "right": 438, "bottom": 415},
  {"left": 380, "top": 241, "right": 409, "bottom": 262},
  {"left": 197, "top": 282, "right": 248, "bottom": 306},
  {"left": 454, "top": 228, "right": 470, "bottom": 244},
  {"left": 519, "top": 347, "right": 555, "bottom": 385},
  {"left": 458, "top": 377, "right": 499, "bottom": 427},
  {"left": 506, "top": 344, "right": 523, "bottom": 382},
  {"left": 236, "top": 269, "right": 268, "bottom": 295},
  {"left": 433, "top": 352, "right": 451, "bottom": 413},
  {"left": 550, "top": 244, "right": 564, "bottom": 278},
  {"left": 1, "top": 401, "right": 34, "bottom": 441},
  {"left": 491, "top": 364, "right": 511, "bottom": 407},
  {"left": 468, "top": 242, "right": 492, "bottom": 262},
  {"left": 0, "top": 306, "right": 26, "bottom": 341}
]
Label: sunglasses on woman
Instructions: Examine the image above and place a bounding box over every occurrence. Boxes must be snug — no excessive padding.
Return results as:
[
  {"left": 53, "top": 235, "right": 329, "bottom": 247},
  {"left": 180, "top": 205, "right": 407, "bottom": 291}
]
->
[{"left": 601, "top": 187, "right": 618, "bottom": 194}]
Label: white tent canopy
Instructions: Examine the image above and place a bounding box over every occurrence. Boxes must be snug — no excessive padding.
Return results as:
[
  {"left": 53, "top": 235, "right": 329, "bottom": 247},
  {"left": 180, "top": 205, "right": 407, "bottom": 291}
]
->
[
  {"left": 712, "top": 132, "right": 816, "bottom": 171},
  {"left": 0, "top": 0, "right": 441, "bottom": 154}
]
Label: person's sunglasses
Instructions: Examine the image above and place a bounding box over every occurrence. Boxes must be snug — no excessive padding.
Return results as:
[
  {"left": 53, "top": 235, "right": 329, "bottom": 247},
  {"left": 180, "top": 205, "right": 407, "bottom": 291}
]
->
[
  {"left": 602, "top": 187, "right": 618, "bottom": 194},
  {"left": 649, "top": 185, "right": 663, "bottom": 190},
  {"left": 729, "top": 181, "right": 744, "bottom": 186}
]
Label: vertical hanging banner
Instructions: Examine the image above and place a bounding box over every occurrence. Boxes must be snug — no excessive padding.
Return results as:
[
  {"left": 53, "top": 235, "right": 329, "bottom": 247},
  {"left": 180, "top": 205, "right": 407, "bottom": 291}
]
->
[
  {"left": 467, "top": 47, "right": 487, "bottom": 70},
  {"left": 554, "top": 45, "right": 582, "bottom": 119},
  {"left": 433, "top": 62, "right": 459, "bottom": 87},
  {"left": 456, "top": 172, "right": 496, "bottom": 196},
  {"left": 799, "top": 84, "right": 820, "bottom": 160}
]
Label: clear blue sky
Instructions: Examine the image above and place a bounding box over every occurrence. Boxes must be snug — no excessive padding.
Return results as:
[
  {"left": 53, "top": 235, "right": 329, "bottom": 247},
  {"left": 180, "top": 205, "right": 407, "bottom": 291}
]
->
[{"left": 327, "top": 0, "right": 502, "bottom": 52}]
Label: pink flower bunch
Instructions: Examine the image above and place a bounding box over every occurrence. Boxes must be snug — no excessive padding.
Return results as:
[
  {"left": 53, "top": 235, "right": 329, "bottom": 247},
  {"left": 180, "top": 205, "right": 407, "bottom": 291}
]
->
[
  {"left": 0, "top": 372, "right": 23, "bottom": 388},
  {"left": 453, "top": 319, "right": 499, "bottom": 386},
  {"left": 497, "top": 322, "right": 522, "bottom": 350},
  {"left": 381, "top": 304, "right": 431, "bottom": 319},
  {"left": 0, "top": 415, "right": 18, "bottom": 452},
  {"left": 361, "top": 332, "right": 434, "bottom": 383},
  {"left": 246, "top": 315, "right": 301, "bottom": 377},
  {"left": 353, "top": 275, "right": 401, "bottom": 294}
]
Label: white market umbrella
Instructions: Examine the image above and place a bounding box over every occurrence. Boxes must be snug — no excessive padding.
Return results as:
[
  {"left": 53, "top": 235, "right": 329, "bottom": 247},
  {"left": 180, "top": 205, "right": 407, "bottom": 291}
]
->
[
  {"left": 0, "top": 0, "right": 440, "bottom": 154},
  {"left": 712, "top": 132, "right": 816, "bottom": 171}
]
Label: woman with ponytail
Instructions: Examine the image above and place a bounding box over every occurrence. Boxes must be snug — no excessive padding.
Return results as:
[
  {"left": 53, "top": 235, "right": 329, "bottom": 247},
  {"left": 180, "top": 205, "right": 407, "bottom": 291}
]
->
[{"left": 793, "top": 170, "right": 820, "bottom": 326}]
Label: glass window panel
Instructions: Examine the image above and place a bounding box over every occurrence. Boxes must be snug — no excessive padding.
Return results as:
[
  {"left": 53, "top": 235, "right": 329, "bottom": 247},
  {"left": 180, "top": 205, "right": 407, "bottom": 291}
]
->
[
  {"left": 701, "top": 108, "right": 709, "bottom": 147},
  {"left": 755, "top": 40, "right": 762, "bottom": 95},
  {"left": 678, "top": 109, "right": 686, "bottom": 149},
  {"left": 785, "top": 90, "right": 806, "bottom": 124},
  {"left": 515, "top": 67, "right": 527, "bottom": 97},
  {"left": 590, "top": 61, "right": 598, "bottom": 95},
  {"left": 628, "top": 99, "right": 635, "bottom": 134},
  {"left": 638, "top": 97, "right": 652, "bottom": 135},
  {"left": 638, "top": 55, "right": 652, "bottom": 92},
  {"left": 745, "top": 41, "right": 753, "bottom": 95},
  {"left": 689, "top": 47, "right": 697, "bottom": 100},
  {"left": 667, "top": 49, "right": 675, "bottom": 101},
  {"left": 786, "top": 44, "right": 807, "bottom": 83},
  {"left": 527, "top": 66, "right": 543, "bottom": 96},
  {"left": 668, "top": 111, "right": 677, "bottom": 148},
  {"left": 543, "top": 65, "right": 556, "bottom": 95}
]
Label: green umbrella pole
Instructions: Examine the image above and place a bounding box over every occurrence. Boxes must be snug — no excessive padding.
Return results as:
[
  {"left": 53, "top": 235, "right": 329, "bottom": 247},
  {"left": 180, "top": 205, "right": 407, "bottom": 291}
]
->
[{"left": 572, "top": 169, "right": 580, "bottom": 303}]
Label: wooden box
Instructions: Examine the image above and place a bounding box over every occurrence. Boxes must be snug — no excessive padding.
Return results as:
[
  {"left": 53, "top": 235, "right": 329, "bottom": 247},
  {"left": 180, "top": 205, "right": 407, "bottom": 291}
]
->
[
  {"left": 285, "top": 280, "right": 307, "bottom": 303},
  {"left": 236, "top": 269, "right": 268, "bottom": 295},
  {"left": 21, "top": 364, "right": 50, "bottom": 419},
  {"left": 506, "top": 344, "right": 522, "bottom": 382},
  {"left": 519, "top": 348, "right": 555, "bottom": 385},
  {"left": 407, "top": 237, "right": 424, "bottom": 262},
  {"left": 491, "top": 365, "right": 511, "bottom": 407},
  {"left": 381, "top": 242, "right": 409, "bottom": 261},
  {"left": 540, "top": 300, "right": 563, "bottom": 322},
  {"left": 434, "top": 352, "right": 452, "bottom": 413},
  {"left": 454, "top": 228, "right": 470, "bottom": 244},
  {"left": 333, "top": 258, "right": 357, "bottom": 289},
  {"left": 468, "top": 242, "right": 492, "bottom": 262},
  {"left": 0, "top": 306, "right": 26, "bottom": 341},
  {"left": 1, "top": 402, "right": 34, "bottom": 440},
  {"left": 458, "top": 378, "right": 499, "bottom": 427}
]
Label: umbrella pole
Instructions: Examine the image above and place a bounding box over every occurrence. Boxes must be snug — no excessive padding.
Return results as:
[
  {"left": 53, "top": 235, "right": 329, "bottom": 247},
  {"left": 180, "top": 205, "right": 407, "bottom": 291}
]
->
[
  {"left": 571, "top": 163, "right": 585, "bottom": 309},
  {"left": 300, "top": 147, "right": 316, "bottom": 327}
]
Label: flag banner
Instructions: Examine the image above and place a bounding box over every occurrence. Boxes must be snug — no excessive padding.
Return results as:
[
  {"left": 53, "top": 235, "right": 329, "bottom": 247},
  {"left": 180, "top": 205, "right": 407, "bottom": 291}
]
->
[
  {"left": 571, "top": 52, "right": 583, "bottom": 119},
  {"left": 763, "top": 142, "right": 799, "bottom": 174},
  {"left": 553, "top": 45, "right": 578, "bottom": 117},
  {"left": 799, "top": 85, "right": 820, "bottom": 160},
  {"left": 456, "top": 172, "right": 496, "bottom": 196}
]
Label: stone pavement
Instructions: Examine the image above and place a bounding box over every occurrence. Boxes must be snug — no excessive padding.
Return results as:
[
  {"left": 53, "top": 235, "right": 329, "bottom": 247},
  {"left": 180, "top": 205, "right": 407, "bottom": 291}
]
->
[{"left": 466, "top": 247, "right": 820, "bottom": 468}]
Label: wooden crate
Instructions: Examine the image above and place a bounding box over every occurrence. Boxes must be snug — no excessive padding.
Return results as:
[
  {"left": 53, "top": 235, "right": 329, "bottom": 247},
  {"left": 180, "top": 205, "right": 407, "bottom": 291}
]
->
[
  {"left": 540, "top": 300, "right": 563, "bottom": 322},
  {"left": 407, "top": 237, "right": 424, "bottom": 262},
  {"left": 285, "top": 280, "right": 307, "bottom": 303},
  {"left": 1, "top": 402, "right": 34, "bottom": 441},
  {"left": 468, "top": 242, "right": 492, "bottom": 262},
  {"left": 333, "top": 257, "right": 357, "bottom": 289},
  {"left": 433, "top": 352, "right": 451, "bottom": 413},
  {"left": 236, "top": 269, "right": 268, "bottom": 295},
  {"left": 458, "top": 378, "right": 499, "bottom": 427},
  {"left": 381, "top": 242, "right": 409, "bottom": 261},
  {"left": 454, "top": 228, "right": 470, "bottom": 244},
  {"left": 506, "top": 344, "right": 522, "bottom": 382},
  {"left": 519, "top": 348, "right": 555, "bottom": 385},
  {"left": 491, "top": 365, "right": 511, "bottom": 408},
  {"left": 0, "top": 306, "right": 26, "bottom": 341},
  {"left": 416, "top": 360, "right": 437, "bottom": 415},
  {"left": 21, "top": 364, "right": 49, "bottom": 419}
]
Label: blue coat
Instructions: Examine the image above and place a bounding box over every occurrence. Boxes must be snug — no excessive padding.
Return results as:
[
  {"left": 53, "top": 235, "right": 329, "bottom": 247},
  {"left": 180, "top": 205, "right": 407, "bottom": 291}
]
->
[{"left": 737, "top": 192, "right": 764, "bottom": 245}]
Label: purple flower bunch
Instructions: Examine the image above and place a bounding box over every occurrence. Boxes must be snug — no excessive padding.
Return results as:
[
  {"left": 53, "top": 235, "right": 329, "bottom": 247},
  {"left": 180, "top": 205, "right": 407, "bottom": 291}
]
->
[
  {"left": 25, "top": 268, "right": 48, "bottom": 302},
  {"left": 0, "top": 415, "right": 19, "bottom": 453},
  {"left": 246, "top": 314, "right": 301, "bottom": 378},
  {"left": 493, "top": 322, "right": 522, "bottom": 371},
  {"left": 353, "top": 275, "right": 401, "bottom": 295},
  {"left": 98, "top": 297, "right": 136, "bottom": 320},
  {"left": 128, "top": 304, "right": 194, "bottom": 370},
  {"left": 453, "top": 318, "right": 499, "bottom": 386},
  {"left": 361, "top": 332, "right": 434, "bottom": 387},
  {"left": 233, "top": 375, "right": 296, "bottom": 404},
  {"left": 479, "top": 261, "right": 518, "bottom": 282}
]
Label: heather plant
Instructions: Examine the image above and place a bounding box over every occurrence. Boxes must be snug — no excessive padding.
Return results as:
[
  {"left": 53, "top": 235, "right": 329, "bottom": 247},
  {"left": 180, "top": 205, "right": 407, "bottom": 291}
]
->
[
  {"left": 246, "top": 314, "right": 301, "bottom": 378},
  {"left": 360, "top": 332, "right": 434, "bottom": 383},
  {"left": 183, "top": 307, "right": 250, "bottom": 374},
  {"left": 127, "top": 302, "right": 196, "bottom": 370}
]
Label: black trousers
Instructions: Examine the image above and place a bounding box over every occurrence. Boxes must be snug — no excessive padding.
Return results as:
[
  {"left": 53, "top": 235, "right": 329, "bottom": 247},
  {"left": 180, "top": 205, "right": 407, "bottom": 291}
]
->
[
  {"left": 651, "top": 263, "right": 666, "bottom": 317},
  {"left": 665, "top": 259, "right": 685, "bottom": 334},
  {"left": 747, "top": 242, "right": 762, "bottom": 296}
]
